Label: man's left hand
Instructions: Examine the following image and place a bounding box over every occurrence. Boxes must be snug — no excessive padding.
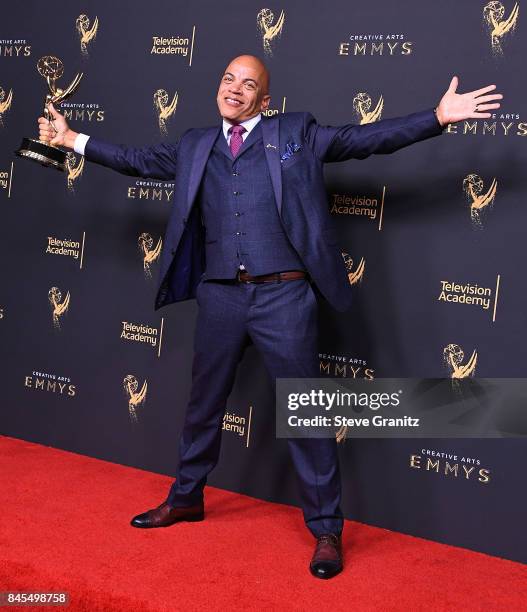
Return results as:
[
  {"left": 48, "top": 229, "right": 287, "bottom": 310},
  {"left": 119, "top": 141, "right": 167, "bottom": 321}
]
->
[{"left": 435, "top": 76, "right": 503, "bottom": 127}]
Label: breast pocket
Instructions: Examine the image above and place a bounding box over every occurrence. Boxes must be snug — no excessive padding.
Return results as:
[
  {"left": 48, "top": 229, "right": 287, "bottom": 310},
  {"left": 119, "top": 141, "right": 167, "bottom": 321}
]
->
[{"left": 281, "top": 150, "right": 305, "bottom": 170}]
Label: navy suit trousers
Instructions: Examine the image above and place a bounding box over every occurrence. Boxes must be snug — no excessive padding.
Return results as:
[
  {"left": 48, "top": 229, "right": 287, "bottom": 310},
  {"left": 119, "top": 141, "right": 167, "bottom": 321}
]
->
[{"left": 166, "top": 277, "right": 343, "bottom": 537}]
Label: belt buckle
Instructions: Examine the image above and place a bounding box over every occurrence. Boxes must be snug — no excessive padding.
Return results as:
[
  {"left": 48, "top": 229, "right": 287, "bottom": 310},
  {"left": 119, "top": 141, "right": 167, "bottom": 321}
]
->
[{"left": 237, "top": 269, "right": 251, "bottom": 284}]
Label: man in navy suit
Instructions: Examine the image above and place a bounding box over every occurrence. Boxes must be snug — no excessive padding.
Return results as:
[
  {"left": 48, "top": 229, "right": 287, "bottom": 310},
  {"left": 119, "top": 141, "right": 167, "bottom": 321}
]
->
[{"left": 39, "top": 55, "right": 502, "bottom": 579}]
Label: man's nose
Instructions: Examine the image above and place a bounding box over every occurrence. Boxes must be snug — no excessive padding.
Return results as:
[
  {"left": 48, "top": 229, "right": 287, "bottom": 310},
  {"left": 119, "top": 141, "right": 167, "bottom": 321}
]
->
[{"left": 228, "top": 82, "right": 242, "bottom": 94}]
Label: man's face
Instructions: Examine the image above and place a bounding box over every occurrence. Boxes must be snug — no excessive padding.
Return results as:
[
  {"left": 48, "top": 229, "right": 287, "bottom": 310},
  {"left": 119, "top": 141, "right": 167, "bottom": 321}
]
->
[{"left": 216, "top": 57, "right": 270, "bottom": 123}]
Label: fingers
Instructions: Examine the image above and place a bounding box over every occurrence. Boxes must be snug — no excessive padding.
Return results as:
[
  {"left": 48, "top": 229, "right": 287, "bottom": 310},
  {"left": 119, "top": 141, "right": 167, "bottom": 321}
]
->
[
  {"left": 475, "top": 103, "right": 501, "bottom": 111},
  {"left": 39, "top": 126, "right": 54, "bottom": 142},
  {"left": 47, "top": 102, "right": 61, "bottom": 119},
  {"left": 448, "top": 76, "right": 459, "bottom": 93},
  {"left": 38, "top": 118, "right": 56, "bottom": 143},
  {"left": 474, "top": 93, "right": 503, "bottom": 103},
  {"left": 472, "top": 84, "right": 497, "bottom": 96}
]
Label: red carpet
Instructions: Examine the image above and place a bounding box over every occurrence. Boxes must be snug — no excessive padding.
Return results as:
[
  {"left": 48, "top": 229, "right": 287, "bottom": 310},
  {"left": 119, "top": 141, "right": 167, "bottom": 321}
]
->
[{"left": 0, "top": 435, "right": 525, "bottom": 611}]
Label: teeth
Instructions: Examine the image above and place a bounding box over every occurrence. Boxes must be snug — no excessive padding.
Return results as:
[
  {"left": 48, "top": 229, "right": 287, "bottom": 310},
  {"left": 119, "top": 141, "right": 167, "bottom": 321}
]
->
[{"left": 226, "top": 98, "right": 241, "bottom": 105}]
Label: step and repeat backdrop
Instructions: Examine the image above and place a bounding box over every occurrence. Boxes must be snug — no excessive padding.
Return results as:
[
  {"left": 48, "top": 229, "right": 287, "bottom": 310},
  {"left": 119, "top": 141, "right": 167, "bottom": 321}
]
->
[{"left": 1, "top": 1, "right": 526, "bottom": 562}]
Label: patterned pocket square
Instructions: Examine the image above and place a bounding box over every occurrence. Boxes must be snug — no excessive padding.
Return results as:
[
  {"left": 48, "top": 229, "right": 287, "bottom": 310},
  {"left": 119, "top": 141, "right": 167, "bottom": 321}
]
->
[{"left": 280, "top": 141, "right": 302, "bottom": 164}]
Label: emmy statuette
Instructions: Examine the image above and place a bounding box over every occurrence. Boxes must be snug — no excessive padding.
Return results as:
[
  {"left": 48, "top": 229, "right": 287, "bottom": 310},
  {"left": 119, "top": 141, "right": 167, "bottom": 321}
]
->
[{"left": 15, "top": 55, "right": 83, "bottom": 172}]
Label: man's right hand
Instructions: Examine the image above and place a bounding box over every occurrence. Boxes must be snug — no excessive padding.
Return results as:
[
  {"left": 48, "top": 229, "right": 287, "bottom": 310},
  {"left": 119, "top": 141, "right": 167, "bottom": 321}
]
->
[{"left": 38, "top": 103, "right": 78, "bottom": 149}]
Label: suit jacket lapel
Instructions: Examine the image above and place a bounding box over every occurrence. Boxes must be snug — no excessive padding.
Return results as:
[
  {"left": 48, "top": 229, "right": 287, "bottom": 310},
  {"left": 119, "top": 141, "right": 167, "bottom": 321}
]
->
[
  {"left": 261, "top": 117, "right": 282, "bottom": 217},
  {"left": 214, "top": 128, "right": 232, "bottom": 159},
  {"left": 215, "top": 122, "right": 263, "bottom": 160},
  {"left": 186, "top": 126, "right": 221, "bottom": 216}
]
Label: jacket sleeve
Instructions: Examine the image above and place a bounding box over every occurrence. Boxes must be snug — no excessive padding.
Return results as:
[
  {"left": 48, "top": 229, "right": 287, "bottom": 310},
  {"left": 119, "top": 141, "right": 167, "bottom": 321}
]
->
[
  {"left": 304, "top": 109, "right": 443, "bottom": 163},
  {"left": 84, "top": 138, "right": 178, "bottom": 180}
]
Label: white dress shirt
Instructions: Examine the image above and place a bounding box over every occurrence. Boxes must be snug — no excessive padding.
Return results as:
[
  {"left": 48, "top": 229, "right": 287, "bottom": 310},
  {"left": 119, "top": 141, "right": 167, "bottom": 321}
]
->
[{"left": 73, "top": 132, "right": 91, "bottom": 155}]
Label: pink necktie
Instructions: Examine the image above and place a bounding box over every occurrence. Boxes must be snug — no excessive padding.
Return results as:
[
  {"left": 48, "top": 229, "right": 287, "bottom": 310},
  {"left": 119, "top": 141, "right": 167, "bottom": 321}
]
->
[{"left": 229, "top": 124, "right": 246, "bottom": 157}]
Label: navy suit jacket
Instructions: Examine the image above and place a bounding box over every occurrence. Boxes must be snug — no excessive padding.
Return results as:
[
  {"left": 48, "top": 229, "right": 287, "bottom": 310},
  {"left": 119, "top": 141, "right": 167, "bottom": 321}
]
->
[{"left": 84, "top": 109, "right": 443, "bottom": 311}]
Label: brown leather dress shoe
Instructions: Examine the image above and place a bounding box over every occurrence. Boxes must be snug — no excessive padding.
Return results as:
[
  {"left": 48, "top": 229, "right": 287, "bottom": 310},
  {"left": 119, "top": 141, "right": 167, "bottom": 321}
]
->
[
  {"left": 309, "top": 533, "right": 343, "bottom": 579},
  {"left": 130, "top": 501, "right": 204, "bottom": 528}
]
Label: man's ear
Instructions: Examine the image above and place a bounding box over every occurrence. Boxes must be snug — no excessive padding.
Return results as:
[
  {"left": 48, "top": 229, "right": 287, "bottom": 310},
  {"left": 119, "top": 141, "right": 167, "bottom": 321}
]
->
[{"left": 260, "top": 95, "right": 271, "bottom": 111}]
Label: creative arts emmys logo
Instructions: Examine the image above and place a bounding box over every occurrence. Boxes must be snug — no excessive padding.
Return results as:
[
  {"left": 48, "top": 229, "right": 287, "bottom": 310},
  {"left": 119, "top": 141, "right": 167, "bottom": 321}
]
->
[
  {"left": 127, "top": 180, "right": 174, "bottom": 203},
  {"left": 0, "top": 86, "right": 13, "bottom": 126},
  {"left": 0, "top": 39, "right": 31, "bottom": 57},
  {"left": 76, "top": 14, "right": 99, "bottom": 55},
  {"left": 338, "top": 33, "right": 413, "bottom": 57},
  {"left": 443, "top": 344, "right": 478, "bottom": 378},
  {"left": 483, "top": 1, "right": 519, "bottom": 54},
  {"left": 445, "top": 112, "right": 526, "bottom": 137},
  {"left": 257, "top": 8, "right": 285, "bottom": 56},
  {"left": 24, "top": 371, "right": 76, "bottom": 397},
  {"left": 463, "top": 173, "right": 498, "bottom": 227},
  {"left": 123, "top": 374, "right": 148, "bottom": 422},
  {"left": 60, "top": 102, "right": 105, "bottom": 123},
  {"left": 138, "top": 233, "right": 162, "bottom": 278},
  {"left": 410, "top": 449, "right": 491, "bottom": 484},
  {"left": 48, "top": 286, "right": 70, "bottom": 329},
  {"left": 342, "top": 252, "right": 365, "bottom": 285},
  {"left": 65, "top": 152, "right": 85, "bottom": 191},
  {"left": 154, "top": 89, "right": 178, "bottom": 135},
  {"left": 353, "top": 92, "right": 383, "bottom": 124},
  {"left": 319, "top": 353, "right": 375, "bottom": 380}
]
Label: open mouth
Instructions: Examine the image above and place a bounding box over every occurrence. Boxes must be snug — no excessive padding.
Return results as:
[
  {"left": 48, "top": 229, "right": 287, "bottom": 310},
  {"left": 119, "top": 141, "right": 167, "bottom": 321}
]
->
[{"left": 225, "top": 97, "right": 243, "bottom": 107}]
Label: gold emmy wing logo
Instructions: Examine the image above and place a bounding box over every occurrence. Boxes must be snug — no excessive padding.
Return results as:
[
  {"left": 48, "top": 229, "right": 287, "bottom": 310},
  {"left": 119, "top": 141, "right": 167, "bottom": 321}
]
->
[
  {"left": 154, "top": 89, "right": 178, "bottom": 135},
  {"left": 48, "top": 286, "right": 70, "bottom": 329},
  {"left": 463, "top": 173, "right": 497, "bottom": 226},
  {"left": 65, "top": 152, "right": 85, "bottom": 191},
  {"left": 483, "top": 1, "right": 519, "bottom": 54},
  {"left": 138, "top": 233, "right": 162, "bottom": 277},
  {"left": 353, "top": 92, "right": 384, "bottom": 124},
  {"left": 443, "top": 344, "right": 478, "bottom": 378},
  {"left": 123, "top": 374, "right": 148, "bottom": 422},
  {"left": 0, "top": 86, "right": 13, "bottom": 126},
  {"left": 76, "top": 14, "right": 99, "bottom": 55},
  {"left": 257, "top": 8, "right": 285, "bottom": 56},
  {"left": 342, "top": 252, "right": 366, "bottom": 285}
]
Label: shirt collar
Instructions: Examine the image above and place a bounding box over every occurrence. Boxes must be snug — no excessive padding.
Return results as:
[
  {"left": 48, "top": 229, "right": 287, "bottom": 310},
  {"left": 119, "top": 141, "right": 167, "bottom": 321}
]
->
[{"left": 222, "top": 113, "right": 262, "bottom": 140}]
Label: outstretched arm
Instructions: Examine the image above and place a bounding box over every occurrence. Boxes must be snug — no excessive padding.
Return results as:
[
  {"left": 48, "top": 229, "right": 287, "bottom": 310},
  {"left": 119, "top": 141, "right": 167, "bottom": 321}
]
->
[
  {"left": 38, "top": 103, "right": 177, "bottom": 180},
  {"left": 306, "top": 77, "right": 503, "bottom": 163}
]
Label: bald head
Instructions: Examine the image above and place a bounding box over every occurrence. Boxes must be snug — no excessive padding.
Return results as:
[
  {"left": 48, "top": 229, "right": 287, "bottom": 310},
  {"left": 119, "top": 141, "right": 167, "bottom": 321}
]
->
[
  {"left": 216, "top": 54, "right": 271, "bottom": 122},
  {"left": 227, "top": 55, "right": 270, "bottom": 93}
]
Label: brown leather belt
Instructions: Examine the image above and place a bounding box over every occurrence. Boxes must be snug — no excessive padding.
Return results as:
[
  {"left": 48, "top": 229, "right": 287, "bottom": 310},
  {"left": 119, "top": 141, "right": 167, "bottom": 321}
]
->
[{"left": 236, "top": 270, "right": 307, "bottom": 283}]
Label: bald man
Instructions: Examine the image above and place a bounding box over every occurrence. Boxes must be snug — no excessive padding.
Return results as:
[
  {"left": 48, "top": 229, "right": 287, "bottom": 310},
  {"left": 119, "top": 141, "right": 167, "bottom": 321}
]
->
[{"left": 39, "top": 55, "right": 502, "bottom": 579}]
